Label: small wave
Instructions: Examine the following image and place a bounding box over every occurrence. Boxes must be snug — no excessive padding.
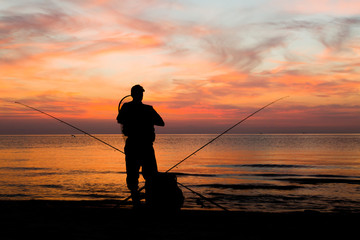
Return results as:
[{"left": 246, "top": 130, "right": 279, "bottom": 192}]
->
[
  {"left": 0, "top": 194, "right": 29, "bottom": 198},
  {"left": 194, "top": 183, "right": 302, "bottom": 190},
  {"left": 0, "top": 167, "right": 52, "bottom": 171},
  {"left": 39, "top": 184, "right": 63, "bottom": 189},
  {"left": 67, "top": 170, "right": 126, "bottom": 175},
  {"left": 252, "top": 173, "right": 303, "bottom": 177},
  {"left": 172, "top": 172, "right": 218, "bottom": 177},
  {"left": 277, "top": 178, "right": 360, "bottom": 185},
  {"left": 27, "top": 172, "right": 58, "bottom": 177},
  {"left": 241, "top": 164, "right": 315, "bottom": 169},
  {"left": 252, "top": 173, "right": 360, "bottom": 179},
  {"left": 208, "top": 192, "right": 319, "bottom": 201},
  {"left": 22, "top": 170, "right": 127, "bottom": 177},
  {"left": 62, "top": 193, "right": 122, "bottom": 199},
  {"left": 311, "top": 174, "right": 360, "bottom": 179},
  {"left": 206, "top": 164, "right": 315, "bottom": 169},
  {"left": 1, "top": 158, "right": 28, "bottom": 162}
]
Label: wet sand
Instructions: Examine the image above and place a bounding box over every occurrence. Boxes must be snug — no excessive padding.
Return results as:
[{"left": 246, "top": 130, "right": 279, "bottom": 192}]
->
[{"left": 1, "top": 200, "right": 358, "bottom": 240}]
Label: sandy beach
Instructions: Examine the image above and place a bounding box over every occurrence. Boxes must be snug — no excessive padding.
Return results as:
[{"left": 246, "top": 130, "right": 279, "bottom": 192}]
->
[{"left": 1, "top": 200, "right": 358, "bottom": 240}]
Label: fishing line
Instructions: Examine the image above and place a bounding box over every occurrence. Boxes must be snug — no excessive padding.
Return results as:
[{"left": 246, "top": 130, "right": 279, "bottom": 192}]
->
[
  {"left": 14, "top": 101, "right": 125, "bottom": 154},
  {"left": 166, "top": 96, "right": 289, "bottom": 172}
]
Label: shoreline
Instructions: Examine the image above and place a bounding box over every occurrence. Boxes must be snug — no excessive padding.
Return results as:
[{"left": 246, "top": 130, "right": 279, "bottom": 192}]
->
[
  {"left": 1, "top": 200, "right": 359, "bottom": 240},
  {"left": 2, "top": 133, "right": 360, "bottom": 136}
]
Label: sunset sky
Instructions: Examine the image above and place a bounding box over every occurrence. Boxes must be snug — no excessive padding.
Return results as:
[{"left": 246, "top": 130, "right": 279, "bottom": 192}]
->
[{"left": 1, "top": 0, "right": 359, "bottom": 134}]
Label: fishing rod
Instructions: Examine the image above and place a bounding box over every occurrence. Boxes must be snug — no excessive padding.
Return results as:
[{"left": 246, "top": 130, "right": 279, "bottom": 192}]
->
[
  {"left": 118, "top": 95, "right": 132, "bottom": 110},
  {"left": 177, "top": 182, "right": 229, "bottom": 211},
  {"left": 15, "top": 101, "right": 227, "bottom": 210},
  {"left": 166, "top": 96, "right": 289, "bottom": 172},
  {"left": 14, "top": 101, "right": 125, "bottom": 154},
  {"left": 116, "top": 95, "right": 131, "bottom": 123},
  {"left": 16, "top": 94, "right": 131, "bottom": 153}
]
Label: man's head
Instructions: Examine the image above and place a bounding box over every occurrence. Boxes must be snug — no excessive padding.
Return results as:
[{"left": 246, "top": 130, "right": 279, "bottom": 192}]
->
[{"left": 131, "top": 84, "right": 145, "bottom": 102}]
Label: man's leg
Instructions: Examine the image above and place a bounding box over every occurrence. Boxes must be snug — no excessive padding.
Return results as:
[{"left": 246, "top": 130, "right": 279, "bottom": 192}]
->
[
  {"left": 142, "top": 143, "right": 159, "bottom": 207},
  {"left": 125, "top": 140, "right": 141, "bottom": 207},
  {"left": 125, "top": 159, "right": 140, "bottom": 205},
  {"left": 141, "top": 143, "right": 158, "bottom": 181}
]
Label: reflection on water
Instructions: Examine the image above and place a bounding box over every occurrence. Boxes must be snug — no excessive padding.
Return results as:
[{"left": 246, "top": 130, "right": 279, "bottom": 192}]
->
[{"left": 1, "top": 134, "right": 360, "bottom": 212}]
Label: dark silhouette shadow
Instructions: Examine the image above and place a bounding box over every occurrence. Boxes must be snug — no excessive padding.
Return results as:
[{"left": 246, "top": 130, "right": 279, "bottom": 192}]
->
[
  {"left": 145, "top": 172, "right": 184, "bottom": 211},
  {"left": 117, "top": 85, "right": 183, "bottom": 210}
]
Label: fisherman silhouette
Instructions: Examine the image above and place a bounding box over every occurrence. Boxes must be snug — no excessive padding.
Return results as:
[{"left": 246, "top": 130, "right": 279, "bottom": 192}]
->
[{"left": 117, "top": 85, "right": 164, "bottom": 208}]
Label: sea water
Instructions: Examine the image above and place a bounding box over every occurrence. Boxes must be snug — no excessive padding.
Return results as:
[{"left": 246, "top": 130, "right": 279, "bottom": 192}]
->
[{"left": 1, "top": 134, "right": 360, "bottom": 212}]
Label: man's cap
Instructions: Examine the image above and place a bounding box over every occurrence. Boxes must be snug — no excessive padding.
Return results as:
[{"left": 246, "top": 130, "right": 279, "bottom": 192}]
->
[{"left": 131, "top": 85, "right": 145, "bottom": 95}]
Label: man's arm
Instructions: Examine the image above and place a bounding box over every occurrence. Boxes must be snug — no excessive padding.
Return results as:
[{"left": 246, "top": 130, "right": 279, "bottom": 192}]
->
[
  {"left": 117, "top": 104, "right": 128, "bottom": 124},
  {"left": 152, "top": 107, "right": 165, "bottom": 126}
]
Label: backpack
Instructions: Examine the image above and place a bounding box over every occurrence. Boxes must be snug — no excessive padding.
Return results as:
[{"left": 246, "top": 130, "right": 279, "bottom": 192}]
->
[{"left": 145, "top": 172, "right": 184, "bottom": 211}]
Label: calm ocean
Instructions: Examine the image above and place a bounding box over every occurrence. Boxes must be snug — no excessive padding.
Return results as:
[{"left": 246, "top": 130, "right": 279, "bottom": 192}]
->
[{"left": 1, "top": 134, "right": 360, "bottom": 212}]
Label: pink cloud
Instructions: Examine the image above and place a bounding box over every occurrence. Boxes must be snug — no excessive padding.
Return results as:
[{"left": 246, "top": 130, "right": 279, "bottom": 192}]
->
[{"left": 274, "top": 0, "right": 360, "bottom": 15}]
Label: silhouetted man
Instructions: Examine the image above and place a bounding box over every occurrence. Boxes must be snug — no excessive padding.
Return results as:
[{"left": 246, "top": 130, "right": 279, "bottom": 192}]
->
[{"left": 117, "top": 85, "right": 165, "bottom": 207}]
